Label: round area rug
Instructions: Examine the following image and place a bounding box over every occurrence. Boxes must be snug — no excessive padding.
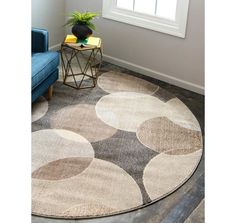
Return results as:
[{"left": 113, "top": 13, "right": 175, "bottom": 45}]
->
[{"left": 31, "top": 70, "right": 203, "bottom": 219}]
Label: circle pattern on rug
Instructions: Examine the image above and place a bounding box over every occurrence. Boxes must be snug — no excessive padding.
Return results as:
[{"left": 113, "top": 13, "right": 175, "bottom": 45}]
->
[
  {"left": 32, "top": 158, "right": 143, "bottom": 218},
  {"left": 95, "top": 92, "right": 201, "bottom": 132},
  {"left": 95, "top": 92, "right": 167, "bottom": 132},
  {"left": 98, "top": 71, "right": 158, "bottom": 94},
  {"left": 137, "top": 117, "right": 202, "bottom": 155},
  {"left": 32, "top": 129, "right": 94, "bottom": 172},
  {"left": 165, "top": 98, "right": 201, "bottom": 131},
  {"left": 32, "top": 96, "right": 48, "bottom": 122},
  {"left": 32, "top": 157, "right": 93, "bottom": 180},
  {"left": 50, "top": 104, "right": 117, "bottom": 142},
  {"left": 143, "top": 150, "right": 202, "bottom": 200},
  {"left": 32, "top": 70, "right": 203, "bottom": 219}
]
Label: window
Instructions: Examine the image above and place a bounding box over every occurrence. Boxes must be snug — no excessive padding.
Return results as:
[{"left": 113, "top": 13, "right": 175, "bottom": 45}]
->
[{"left": 102, "top": 0, "right": 190, "bottom": 38}]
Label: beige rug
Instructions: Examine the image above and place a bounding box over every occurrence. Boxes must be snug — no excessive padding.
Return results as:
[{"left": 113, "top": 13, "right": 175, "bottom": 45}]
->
[{"left": 32, "top": 71, "right": 203, "bottom": 219}]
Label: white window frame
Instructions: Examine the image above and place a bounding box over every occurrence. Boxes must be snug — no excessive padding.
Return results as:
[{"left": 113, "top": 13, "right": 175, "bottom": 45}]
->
[{"left": 102, "top": 0, "right": 190, "bottom": 38}]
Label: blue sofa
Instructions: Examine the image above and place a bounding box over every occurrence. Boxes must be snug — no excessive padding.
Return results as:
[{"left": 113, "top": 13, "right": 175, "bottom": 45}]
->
[{"left": 32, "top": 28, "right": 60, "bottom": 103}]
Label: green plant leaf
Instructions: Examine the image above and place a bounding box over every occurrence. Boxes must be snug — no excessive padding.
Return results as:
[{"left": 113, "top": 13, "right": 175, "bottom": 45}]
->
[
  {"left": 65, "top": 11, "right": 99, "bottom": 27},
  {"left": 87, "top": 22, "right": 96, "bottom": 31}
]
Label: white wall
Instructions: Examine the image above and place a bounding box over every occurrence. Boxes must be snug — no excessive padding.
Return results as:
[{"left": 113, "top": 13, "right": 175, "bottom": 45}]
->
[
  {"left": 32, "top": 0, "right": 65, "bottom": 50},
  {"left": 65, "top": 0, "right": 204, "bottom": 94}
]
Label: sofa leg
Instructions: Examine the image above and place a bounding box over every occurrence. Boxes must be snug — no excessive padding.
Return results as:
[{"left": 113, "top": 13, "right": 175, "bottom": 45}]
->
[{"left": 47, "top": 85, "right": 53, "bottom": 100}]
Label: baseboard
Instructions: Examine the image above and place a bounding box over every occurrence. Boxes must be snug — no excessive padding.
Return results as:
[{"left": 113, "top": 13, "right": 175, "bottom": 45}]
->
[
  {"left": 49, "top": 43, "right": 61, "bottom": 51},
  {"left": 103, "top": 54, "right": 204, "bottom": 95}
]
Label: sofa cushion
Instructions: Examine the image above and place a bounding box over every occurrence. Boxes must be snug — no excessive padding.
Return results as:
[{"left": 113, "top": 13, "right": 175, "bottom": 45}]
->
[{"left": 32, "top": 51, "right": 59, "bottom": 90}]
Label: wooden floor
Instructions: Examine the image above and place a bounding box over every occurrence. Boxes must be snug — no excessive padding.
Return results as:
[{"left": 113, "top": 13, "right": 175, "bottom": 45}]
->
[{"left": 32, "top": 61, "right": 204, "bottom": 223}]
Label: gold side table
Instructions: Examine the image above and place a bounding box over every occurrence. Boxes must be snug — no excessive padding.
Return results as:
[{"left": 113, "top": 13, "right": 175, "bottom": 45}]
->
[{"left": 60, "top": 38, "right": 103, "bottom": 89}]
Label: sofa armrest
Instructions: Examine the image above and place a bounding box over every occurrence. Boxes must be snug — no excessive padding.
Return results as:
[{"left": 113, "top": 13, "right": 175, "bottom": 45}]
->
[{"left": 32, "top": 28, "right": 49, "bottom": 53}]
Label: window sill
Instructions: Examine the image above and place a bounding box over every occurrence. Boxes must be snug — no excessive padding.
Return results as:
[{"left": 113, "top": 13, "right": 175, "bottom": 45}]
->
[{"left": 102, "top": 0, "right": 190, "bottom": 38}]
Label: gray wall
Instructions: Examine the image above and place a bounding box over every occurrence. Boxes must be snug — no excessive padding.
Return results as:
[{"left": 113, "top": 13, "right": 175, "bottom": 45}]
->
[
  {"left": 65, "top": 0, "right": 204, "bottom": 94},
  {"left": 32, "top": 0, "right": 65, "bottom": 49}
]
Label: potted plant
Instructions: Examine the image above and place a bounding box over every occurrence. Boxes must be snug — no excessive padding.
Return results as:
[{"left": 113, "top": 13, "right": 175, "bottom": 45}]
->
[{"left": 65, "top": 11, "right": 99, "bottom": 40}]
